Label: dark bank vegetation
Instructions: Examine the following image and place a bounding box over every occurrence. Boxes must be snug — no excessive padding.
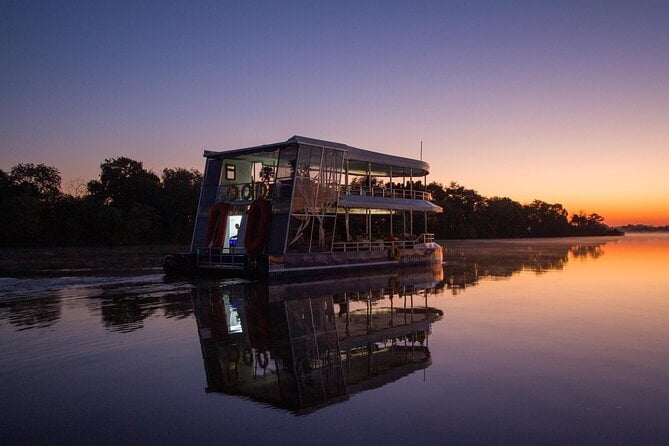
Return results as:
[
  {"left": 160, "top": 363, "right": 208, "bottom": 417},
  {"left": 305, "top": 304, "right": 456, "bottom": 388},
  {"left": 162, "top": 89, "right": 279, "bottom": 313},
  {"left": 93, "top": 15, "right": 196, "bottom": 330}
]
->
[
  {"left": 0, "top": 159, "right": 201, "bottom": 246},
  {"left": 422, "top": 181, "right": 623, "bottom": 239},
  {"left": 1, "top": 159, "right": 621, "bottom": 247}
]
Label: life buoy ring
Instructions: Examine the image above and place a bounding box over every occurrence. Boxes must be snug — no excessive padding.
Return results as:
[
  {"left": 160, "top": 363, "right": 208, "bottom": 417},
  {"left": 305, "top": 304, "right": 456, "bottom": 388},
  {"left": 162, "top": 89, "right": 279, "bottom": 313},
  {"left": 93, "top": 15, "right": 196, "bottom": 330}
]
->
[
  {"left": 229, "top": 347, "right": 241, "bottom": 363},
  {"left": 226, "top": 184, "right": 239, "bottom": 201},
  {"left": 255, "top": 182, "right": 269, "bottom": 199},
  {"left": 256, "top": 351, "right": 269, "bottom": 369},
  {"left": 388, "top": 246, "right": 401, "bottom": 261},
  {"left": 242, "top": 348, "right": 253, "bottom": 366},
  {"left": 204, "top": 203, "right": 229, "bottom": 248},
  {"left": 388, "top": 276, "right": 401, "bottom": 292},
  {"left": 241, "top": 183, "right": 253, "bottom": 200},
  {"left": 244, "top": 199, "right": 272, "bottom": 254}
]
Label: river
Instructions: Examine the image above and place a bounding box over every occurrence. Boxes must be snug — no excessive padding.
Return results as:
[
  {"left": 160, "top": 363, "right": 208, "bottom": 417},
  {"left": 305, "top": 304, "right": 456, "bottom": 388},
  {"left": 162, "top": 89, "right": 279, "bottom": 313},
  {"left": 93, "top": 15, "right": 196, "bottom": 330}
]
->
[{"left": 1, "top": 234, "right": 668, "bottom": 445}]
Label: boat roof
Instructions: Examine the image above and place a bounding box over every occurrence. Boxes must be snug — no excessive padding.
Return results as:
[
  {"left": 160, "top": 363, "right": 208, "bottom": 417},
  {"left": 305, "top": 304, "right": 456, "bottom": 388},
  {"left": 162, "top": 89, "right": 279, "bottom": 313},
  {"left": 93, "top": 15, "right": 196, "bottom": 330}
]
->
[{"left": 203, "top": 135, "right": 431, "bottom": 177}]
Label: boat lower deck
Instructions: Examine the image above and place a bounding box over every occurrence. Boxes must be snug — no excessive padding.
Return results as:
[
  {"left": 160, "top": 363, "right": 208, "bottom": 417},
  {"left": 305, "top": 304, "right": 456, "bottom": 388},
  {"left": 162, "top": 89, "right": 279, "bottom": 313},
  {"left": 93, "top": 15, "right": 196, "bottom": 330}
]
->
[
  {"left": 184, "top": 243, "right": 443, "bottom": 282},
  {"left": 196, "top": 251, "right": 246, "bottom": 270}
]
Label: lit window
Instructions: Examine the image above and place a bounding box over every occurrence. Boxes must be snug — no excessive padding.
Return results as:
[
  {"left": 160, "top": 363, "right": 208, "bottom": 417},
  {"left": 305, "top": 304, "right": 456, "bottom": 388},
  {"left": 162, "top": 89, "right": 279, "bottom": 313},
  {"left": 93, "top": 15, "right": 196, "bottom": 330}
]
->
[{"left": 225, "top": 164, "right": 236, "bottom": 181}]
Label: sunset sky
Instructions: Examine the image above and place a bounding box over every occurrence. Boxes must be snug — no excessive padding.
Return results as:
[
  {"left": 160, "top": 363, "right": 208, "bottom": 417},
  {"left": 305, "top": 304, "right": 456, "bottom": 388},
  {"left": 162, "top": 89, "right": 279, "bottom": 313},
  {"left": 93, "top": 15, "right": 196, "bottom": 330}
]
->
[{"left": 2, "top": 1, "right": 668, "bottom": 226}]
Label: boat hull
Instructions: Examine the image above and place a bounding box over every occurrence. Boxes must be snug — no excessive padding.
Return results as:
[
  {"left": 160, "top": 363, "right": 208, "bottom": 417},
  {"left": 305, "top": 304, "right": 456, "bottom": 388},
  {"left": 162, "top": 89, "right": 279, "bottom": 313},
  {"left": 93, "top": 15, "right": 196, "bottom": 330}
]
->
[
  {"left": 267, "top": 245, "right": 443, "bottom": 281},
  {"left": 164, "top": 244, "right": 443, "bottom": 282}
]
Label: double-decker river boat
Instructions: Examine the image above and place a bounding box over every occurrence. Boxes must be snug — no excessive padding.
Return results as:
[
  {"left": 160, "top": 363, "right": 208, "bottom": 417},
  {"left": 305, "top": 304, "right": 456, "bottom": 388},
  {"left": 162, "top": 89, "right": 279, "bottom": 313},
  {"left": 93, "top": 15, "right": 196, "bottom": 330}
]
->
[{"left": 164, "top": 136, "right": 443, "bottom": 280}]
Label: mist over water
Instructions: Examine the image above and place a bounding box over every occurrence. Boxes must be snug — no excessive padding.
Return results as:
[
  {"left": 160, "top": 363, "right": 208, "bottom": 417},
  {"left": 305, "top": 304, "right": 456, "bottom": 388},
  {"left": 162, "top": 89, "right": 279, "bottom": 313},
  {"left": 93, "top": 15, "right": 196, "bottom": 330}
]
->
[{"left": 1, "top": 234, "right": 668, "bottom": 444}]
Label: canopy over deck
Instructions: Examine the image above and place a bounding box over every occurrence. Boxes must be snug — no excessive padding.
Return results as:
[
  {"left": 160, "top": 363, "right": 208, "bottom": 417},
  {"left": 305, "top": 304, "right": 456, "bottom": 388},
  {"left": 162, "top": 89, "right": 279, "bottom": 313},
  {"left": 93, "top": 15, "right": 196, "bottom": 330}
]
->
[
  {"left": 338, "top": 195, "right": 442, "bottom": 213},
  {"left": 203, "top": 135, "right": 431, "bottom": 177}
]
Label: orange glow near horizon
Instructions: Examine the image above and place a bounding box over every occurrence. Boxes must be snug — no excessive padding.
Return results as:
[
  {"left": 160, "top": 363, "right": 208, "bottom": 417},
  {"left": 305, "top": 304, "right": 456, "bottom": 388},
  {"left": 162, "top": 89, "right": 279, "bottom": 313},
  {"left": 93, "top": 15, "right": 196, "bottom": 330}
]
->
[
  {"left": 31, "top": 152, "right": 669, "bottom": 227},
  {"left": 557, "top": 195, "right": 669, "bottom": 227},
  {"left": 583, "top": 207, "right": 669, "bottom": 227}
]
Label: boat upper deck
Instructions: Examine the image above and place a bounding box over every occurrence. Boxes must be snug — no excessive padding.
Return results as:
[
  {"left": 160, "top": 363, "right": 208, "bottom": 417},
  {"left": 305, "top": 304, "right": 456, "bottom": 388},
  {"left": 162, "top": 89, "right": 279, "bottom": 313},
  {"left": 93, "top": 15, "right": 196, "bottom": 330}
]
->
[
  {"left": 204, "top": 135, "right": 431, "bottom": 177},
  {"left": 206, "top": 135, "right": 441, "bottom": 213}
]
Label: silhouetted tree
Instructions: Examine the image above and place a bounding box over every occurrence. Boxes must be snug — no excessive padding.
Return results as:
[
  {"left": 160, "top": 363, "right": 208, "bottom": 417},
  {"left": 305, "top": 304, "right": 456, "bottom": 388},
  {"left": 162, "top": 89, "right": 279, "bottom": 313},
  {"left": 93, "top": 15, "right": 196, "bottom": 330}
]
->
[
  {"left": 0, "top": 164, "right": 63, "bottom": 245},
  {"left": 160, "top": 168, "right": 202, "bottom": 243},
  {"left": 478, "top": 197, "right": 528, "bottom": 238},
  {"left": 8, "top": 163, "right": 63, "bottom": 203},
  {"left": 426, "top": 182, "right": 447, "bottom": 201},
  {"left": 87, "top": 157, "right": 161, "bottom": 209},
  {"left": 570, "top": 212, "right": 619, "bottom": 235},
  {"left": 84, "top": 157, "right": 162, "bottom": 243},
  {"left": 0, "top": 169, "right": 11, "bottom": 202},
  {"left": 524, "top": 200, "right": 570, "bottom": 237},
  {"left": 439, "top": 182, "right": 485, "bottom": 238},
  {"left": 0, "top": 195, "right": 41, "bottom": 245}
]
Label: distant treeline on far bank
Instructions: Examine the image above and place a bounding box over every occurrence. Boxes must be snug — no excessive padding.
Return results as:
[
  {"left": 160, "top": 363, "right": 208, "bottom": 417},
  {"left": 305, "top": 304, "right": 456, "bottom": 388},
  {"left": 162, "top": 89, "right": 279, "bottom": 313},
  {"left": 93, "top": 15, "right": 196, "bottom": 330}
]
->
[
  {"left": 1, "top": 158, "right": 622, "bottom": 247},
  {"left": 618, "top": 224, "right": 669, "bottom": 232}
]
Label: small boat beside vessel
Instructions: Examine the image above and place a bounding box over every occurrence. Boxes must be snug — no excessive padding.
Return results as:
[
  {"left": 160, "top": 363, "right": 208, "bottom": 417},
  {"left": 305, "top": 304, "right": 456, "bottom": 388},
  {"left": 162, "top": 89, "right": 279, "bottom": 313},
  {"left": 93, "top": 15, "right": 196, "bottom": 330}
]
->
[{"left": 164, "top": 135, "right": 443, "bottom": 280}]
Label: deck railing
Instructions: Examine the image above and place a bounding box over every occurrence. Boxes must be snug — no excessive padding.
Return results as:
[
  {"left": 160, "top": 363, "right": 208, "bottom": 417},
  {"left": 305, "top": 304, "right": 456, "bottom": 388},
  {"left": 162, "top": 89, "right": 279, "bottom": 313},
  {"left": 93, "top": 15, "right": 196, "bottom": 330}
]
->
[
  {"left": 332, "top": 233, "right": 436, "bottom": 252},
  {"left": 215, "top": 183, "right": 432, "bottom": 202},
  {"left": 198, "top": 234, "right": 435, "bottom": 259},
  {"left": 196, "top": 247, "right": 245, "bottom": 268},
  {"left": 416, "top": 233, "right": 435, "bottom": 244},
  {"left": 339, "top": 185, "right": 432, "bottom": 201}
]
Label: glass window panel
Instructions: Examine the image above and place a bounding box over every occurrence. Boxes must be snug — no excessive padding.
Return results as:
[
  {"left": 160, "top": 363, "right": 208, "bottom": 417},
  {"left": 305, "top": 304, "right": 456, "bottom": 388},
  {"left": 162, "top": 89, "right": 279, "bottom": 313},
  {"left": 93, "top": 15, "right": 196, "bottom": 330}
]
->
[
  {"left": 287, "top": 215, "right": 313, "bottom": 253},
  {"left": 311, "top": 216, "right": 336, "bottom": 252},
  {"left": 272, "top": 145, "right": 297, "bottom": 214},
  {"left": 295, "top": 145, "right": 314, "bottom": 178},
  {"left": 276, "top": 145, "right": 297, "bottom": 180}
]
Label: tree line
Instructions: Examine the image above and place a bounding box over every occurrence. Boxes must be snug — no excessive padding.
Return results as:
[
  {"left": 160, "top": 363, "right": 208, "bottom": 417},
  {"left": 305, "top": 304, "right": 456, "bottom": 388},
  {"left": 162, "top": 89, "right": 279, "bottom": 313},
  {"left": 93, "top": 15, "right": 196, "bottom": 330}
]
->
[
  {"left": 0, "top": 159, "right": 201, "bottom": 246},
  {"left": 619, "top": 224, "right": 669, "bottom": 232},
  {"left": 424, "top": 181, "right": 622, "bottom": 238},
  {"left": 0, "top": 159, "right": 621, "bottom": 247}
]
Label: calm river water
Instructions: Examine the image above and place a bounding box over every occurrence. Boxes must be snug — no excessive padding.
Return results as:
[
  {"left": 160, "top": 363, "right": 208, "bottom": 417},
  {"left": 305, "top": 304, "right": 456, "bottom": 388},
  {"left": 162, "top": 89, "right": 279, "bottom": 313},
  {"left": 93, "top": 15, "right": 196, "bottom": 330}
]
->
[{"left": 1, "top": 234, "right": 668, "bottom": 445}]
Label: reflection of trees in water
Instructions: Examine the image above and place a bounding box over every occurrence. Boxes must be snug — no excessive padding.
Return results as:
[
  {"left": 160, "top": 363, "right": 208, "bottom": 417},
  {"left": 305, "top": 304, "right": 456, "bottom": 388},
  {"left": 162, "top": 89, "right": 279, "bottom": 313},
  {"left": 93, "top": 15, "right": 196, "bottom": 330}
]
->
[
  {"left": 162, "top": 297, "right": 194, "bottom": 320},
  {"left": 0, "top": 240, "right": 608, "bottom": 331},
  {"left": 570, "top": 244, "right": 604, "bottom": 259},
  {"left": 99, "top": 292, "right": 193, "bottom": 333},
  {"left": 440, "top": 240, "right": 608, "bottom": 294},
  {"left": 0, "top": 297, "right": 62, "bottom": 330},
  {"left": 100, "top": 296, "right": 155, "bottom": 333},
  {"left": 0, "top": 288, "right": 192, "bottom": 333}
]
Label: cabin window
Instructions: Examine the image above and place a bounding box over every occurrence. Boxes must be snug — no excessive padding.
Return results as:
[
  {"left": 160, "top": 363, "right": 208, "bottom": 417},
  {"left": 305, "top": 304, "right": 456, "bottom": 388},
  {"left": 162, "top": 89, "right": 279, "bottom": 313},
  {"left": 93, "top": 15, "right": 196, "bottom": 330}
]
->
[{"left": 225, "top": 164, "right": 236, "bottom": 181}]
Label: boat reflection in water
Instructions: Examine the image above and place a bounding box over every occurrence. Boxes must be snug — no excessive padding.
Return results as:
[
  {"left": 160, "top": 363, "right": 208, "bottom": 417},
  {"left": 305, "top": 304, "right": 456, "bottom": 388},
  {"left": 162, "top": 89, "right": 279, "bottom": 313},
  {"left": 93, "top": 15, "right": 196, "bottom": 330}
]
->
[{"left": 193, "top": 266, "right": 444, "bottom": 414}]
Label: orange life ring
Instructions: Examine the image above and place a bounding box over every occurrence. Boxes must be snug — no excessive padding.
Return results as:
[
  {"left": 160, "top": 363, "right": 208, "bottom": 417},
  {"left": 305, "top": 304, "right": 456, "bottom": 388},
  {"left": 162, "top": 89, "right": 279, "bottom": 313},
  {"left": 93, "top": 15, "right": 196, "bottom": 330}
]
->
[
  {"left": 205, "top": 203, "right": 230, "bottom": 248},
  {"left": 255, "top": 182, "right": 269, "bottom": 199},
  {"left": 242, "top": 348, "right": 253, "bottom": 366},
  {"left": 226, "top": 184, "right": 239, "bottom": 201},
  {"left": 388, "top": 246, "right": 401, "bottom": 260},
  {"left": 256, "top": 351, "right": 269, "bottom": 369},
  {"left": 244, "top": 199, "right": 272, "bottom": 254},
  {"left": 241, "top": 183, "right": 253, "bottom": 200}
]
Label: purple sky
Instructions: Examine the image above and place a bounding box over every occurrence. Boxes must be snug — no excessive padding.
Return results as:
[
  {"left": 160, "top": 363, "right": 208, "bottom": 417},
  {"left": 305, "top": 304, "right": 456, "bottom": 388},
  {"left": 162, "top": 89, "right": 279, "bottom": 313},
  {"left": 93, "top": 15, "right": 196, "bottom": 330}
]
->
[{"left": 2, "top": 1, "right": 668, "bottom": 224}]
